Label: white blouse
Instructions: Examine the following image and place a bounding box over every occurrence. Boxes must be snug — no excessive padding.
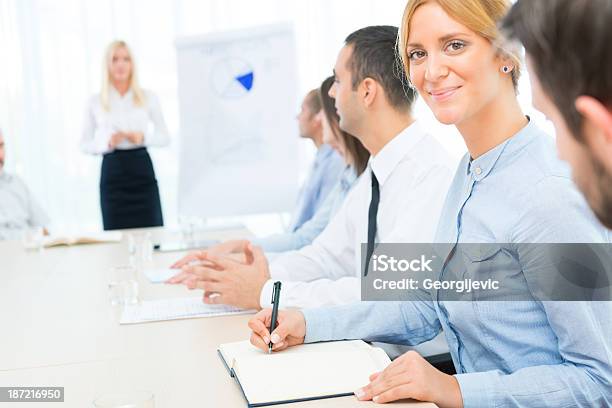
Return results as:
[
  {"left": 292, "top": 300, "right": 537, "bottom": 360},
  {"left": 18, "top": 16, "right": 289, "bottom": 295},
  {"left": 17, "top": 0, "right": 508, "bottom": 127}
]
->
[{"left": 81, "top": 88, "right": 170, "bottom": 155}]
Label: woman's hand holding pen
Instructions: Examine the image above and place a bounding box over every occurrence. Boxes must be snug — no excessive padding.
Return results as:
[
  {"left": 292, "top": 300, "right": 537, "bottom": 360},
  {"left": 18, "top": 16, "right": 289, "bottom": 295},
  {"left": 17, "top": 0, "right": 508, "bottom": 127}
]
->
[{"left": 248, "top": 309, "right": 306, "bottom": 352}]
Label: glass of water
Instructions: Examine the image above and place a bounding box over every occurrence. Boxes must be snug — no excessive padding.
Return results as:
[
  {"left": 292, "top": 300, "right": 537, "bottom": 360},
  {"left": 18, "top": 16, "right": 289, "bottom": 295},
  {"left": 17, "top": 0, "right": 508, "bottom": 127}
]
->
[
  {"left": 93, "top": 391, "right": 154, "bottom": 407},
  {"left": 127, "top": 232, "right": 153, "bottom": 269},
  {"left": 108, "top": 265, "right": 139, "bottom": 306},
  {"left": 178, "top": 215, "right": 205, "bottom": 245}
]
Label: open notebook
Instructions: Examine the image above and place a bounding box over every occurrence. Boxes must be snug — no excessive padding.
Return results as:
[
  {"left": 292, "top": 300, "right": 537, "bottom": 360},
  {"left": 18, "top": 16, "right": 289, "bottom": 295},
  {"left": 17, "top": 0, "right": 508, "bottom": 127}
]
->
[
  {"left": 43, "top": 231, "right": 122, "bottom": 248},
  {"left": 218, "top": 340, "right": 391, "bottom": 407}
]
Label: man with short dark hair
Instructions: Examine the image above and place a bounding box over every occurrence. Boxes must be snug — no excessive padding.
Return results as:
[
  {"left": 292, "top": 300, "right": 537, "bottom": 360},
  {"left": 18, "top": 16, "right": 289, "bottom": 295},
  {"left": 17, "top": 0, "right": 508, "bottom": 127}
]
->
[
  {"left": 502, "top": 0, "right": 612, "bottom": 228},
  {"left": 0, "top": 129, "right": 49, "bottom": 240},
  {"left": 291, "top": 89, "right": 344, "bottom": 231},
  {"left": 169, "top": 26, "right": 454, "bottom": 311}
]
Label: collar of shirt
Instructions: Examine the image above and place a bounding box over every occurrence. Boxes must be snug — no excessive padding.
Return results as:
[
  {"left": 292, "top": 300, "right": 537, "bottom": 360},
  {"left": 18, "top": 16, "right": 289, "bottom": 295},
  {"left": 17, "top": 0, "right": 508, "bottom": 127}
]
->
[
  {"left": 370, "top": 120, "right": 426, "bottom": 186},
  {"left": 110, "top": 87, "right": 134, "bottom": 102},
  {"left": 466, "top": 117, "right": 535, "bottom": 182},
  {"left": 339, "top": 165, "right": 358, "bottom": 190},
  {"left": 315, "top": 144, "right": 336, "bottom": 166}
]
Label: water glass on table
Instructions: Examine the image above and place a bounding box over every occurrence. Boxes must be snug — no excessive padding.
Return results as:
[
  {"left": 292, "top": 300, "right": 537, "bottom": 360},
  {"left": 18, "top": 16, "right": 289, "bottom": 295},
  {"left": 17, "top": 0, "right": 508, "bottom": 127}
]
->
[
  {"left": 178, "top": 215, "right": 205, "bottom": 245},
  {"left": 127, "top": 232, "right": 153, "bottom": 268},
  {"left": 108, "top": 265, "right": 139, "bottom": 306}
]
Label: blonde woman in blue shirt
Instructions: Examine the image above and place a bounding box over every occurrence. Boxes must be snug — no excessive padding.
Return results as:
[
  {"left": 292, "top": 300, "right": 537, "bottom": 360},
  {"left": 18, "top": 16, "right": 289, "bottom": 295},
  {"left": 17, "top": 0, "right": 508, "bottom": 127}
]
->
[
  {"left": 81, "top": 40, "right": 169, "bottom": 230},
  {"left": 247, "top": 1, "right": 612, "bottom": 407}
]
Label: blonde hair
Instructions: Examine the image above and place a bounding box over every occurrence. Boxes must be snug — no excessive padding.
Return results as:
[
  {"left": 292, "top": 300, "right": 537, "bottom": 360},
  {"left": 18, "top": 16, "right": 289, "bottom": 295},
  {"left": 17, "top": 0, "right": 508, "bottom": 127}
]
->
[
  {"left": 100, "top": 40, "right": 146, "bottom": 111},
  {"left": 398, "top": 0, "right": 521, "bottom": 89}
]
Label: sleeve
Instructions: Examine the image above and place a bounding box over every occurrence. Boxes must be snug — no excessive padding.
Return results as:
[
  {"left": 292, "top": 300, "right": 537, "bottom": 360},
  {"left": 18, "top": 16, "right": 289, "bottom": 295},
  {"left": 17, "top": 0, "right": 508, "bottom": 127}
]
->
[
  {"left": 259, "top": 178, "right": 365, "bottom": 308},
  {"left": 315, "top": 151, "right": 344, "bottom": 211},
  {"left": 511, "top": 174, "right": 609, "bottom": 244},
  {"left": 455, "top": 176, "right": 612, "bottom": 407},
  {"left": 16, "top": 177, "right": 49, "bottom": 228},
  {"left": 260, "top": 276, "right": 360, "bottom": 309},
  {"left": 26, "top": 191, "right": 50, "bottom": 228},
  {"left": 301, "top": 300, "right": 442, "bottom": 347},
  {"left": 252, "top": 182, "right": 340, "bottom": 253},
  {"left": 143, "top": 92, "right": 170, "bottom": 147},
  {"left": 80, "top": 97, "right": 111, "bottom": 155},
  {"left": 455, "top": 302, "right": 612, "bottom": 407}
]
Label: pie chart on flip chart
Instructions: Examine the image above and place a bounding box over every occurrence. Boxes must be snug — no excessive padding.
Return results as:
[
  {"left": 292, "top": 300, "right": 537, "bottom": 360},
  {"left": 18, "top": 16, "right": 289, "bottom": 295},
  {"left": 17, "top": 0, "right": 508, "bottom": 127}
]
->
[{"left": 210, "top": 57, "right": 255, "bottom": 98}]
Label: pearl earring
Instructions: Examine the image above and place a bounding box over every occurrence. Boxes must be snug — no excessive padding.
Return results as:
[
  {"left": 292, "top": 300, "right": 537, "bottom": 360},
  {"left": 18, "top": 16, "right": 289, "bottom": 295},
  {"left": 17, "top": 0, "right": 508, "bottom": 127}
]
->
[{"left": 501, "top": 66, "right": 511, "bottom": 74}]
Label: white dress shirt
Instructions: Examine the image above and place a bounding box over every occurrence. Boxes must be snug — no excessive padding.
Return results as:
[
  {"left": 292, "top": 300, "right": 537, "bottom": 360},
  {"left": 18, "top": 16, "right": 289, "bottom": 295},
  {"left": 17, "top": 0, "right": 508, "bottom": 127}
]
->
[
  {"left": 81, "top": 88, "right": 170, "bottom": 155},
  {"left": 0, "top": 171, "right": 49, "bottom": 240},
  {"left": 259, "top": 121, "right": 456, "bottom": 308}
]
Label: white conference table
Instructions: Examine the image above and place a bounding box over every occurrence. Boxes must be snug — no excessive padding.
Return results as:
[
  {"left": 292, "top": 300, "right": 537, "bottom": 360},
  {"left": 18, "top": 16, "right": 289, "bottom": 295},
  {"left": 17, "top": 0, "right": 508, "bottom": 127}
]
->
[{"left": 0, "top": 227, "right": 435, "bottom": 408}]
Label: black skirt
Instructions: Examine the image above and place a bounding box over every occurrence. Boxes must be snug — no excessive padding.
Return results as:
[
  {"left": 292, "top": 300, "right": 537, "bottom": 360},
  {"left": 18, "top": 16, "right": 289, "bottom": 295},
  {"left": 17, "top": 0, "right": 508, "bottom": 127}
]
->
[{"left": 100, "top": 147, "right": 163, "bottom": 230}]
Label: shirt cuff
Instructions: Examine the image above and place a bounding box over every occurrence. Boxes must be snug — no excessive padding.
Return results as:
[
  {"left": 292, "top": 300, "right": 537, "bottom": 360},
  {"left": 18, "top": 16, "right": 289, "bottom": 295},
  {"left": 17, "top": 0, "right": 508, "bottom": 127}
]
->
[
  {"left": 259, "top": 279, "right": 274, "bottom": 309},
  {"left": 454, "top": 371, "right": 496, "bottom": 407},
  {"left": 302, "top": 307, "right": 334, "bottom": 344},
  {"left": 142, "top": 128, "right": 153, "bottom": 146},
  {"left": 95, "top": 133, "right": 111, "bottom": 154}
]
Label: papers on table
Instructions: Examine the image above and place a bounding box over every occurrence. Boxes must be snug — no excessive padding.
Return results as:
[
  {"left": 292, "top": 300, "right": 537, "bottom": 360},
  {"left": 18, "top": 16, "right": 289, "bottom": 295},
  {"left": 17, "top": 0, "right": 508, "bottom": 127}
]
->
[
  {"left": 43, "top": 231, "right": 123, "bottom": 248},
  {"left": 143, "top": 268, "right": 178, "bottom": 283},
  {"left": 119, "top": 297, "right": 254, "bottom": 324}
]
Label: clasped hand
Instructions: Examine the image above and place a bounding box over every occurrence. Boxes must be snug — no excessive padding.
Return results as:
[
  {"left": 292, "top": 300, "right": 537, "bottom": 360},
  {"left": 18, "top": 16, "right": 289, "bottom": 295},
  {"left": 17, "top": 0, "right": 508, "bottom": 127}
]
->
[
  {"left": 167, "top": 242, "right": 270, "bottom": 310},
  {"left": 108, "top": 131, "right": 144, "bottom": 149}
]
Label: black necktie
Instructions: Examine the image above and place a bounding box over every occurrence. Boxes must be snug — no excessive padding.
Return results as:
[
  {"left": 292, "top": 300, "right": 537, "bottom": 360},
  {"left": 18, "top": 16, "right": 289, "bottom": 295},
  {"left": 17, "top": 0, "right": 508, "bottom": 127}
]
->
[{"left": 364, "top": 171, "right": 380, "bottom": 276}]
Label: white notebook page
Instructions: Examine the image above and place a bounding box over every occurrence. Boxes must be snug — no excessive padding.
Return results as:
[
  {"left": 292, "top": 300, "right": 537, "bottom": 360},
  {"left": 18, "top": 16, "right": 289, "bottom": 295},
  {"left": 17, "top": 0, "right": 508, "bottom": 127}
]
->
[{"left": 221, "top": 340, "right": 391, "bottom": 405}]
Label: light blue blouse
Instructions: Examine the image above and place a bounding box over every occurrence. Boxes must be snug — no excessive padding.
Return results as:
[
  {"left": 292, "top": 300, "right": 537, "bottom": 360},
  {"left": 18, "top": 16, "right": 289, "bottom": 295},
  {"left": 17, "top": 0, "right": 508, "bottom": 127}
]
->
[
  {"left": 289, "top": 144, "right": 344, "bottom": 231},
  {"left": 254, "top": 165, "right": 358, "bottom": 253},
  {"left": 301, "top": 121, "right": 612, "bottom": 407}
]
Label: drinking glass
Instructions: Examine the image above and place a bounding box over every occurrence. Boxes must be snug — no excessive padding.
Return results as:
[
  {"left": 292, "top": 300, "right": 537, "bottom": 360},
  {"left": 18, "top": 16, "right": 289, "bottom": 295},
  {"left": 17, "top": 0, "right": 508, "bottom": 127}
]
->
[
  {"left": 108, "top": 265, "right": 139, "bottom": 306},
  {"left": 127, "top": 232, "right": 153, "bottom": 268}
]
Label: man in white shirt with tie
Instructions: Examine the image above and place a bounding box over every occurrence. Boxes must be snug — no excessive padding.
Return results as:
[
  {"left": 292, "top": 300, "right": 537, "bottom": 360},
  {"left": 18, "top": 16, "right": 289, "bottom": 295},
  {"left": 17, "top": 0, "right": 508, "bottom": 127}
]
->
[
  {"left": 170, "top": 26, "right": 455, "bottom": 310},
  {"left": 0, "top": 128, "right": 49, "bottom": 240}
]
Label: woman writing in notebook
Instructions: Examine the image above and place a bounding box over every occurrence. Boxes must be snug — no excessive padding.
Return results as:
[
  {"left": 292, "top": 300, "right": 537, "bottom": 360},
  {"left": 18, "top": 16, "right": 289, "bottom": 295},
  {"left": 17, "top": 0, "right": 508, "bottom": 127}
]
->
[
  {"left": 248, "top": 0, "right": 611, "bottom": 407},
  {"left": 81, "top": 40, "right": 169, "bottom": 230}
]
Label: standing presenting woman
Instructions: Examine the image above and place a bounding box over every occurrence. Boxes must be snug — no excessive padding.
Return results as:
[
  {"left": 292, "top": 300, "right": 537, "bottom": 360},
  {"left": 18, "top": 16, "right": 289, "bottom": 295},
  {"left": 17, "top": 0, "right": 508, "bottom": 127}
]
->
[{"left": 82, "top": 40, "right": 169, "bottom": 230}]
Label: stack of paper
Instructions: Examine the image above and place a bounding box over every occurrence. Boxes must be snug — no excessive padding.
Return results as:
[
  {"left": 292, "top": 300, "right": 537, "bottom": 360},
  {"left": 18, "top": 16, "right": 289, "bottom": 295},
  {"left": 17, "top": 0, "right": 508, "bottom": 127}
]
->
[
  {"left": 120, "top": 297, "right": 254, "bottom": 324},
  {"left": 43, "top": 231, "right": 123, "bottom": 248}
]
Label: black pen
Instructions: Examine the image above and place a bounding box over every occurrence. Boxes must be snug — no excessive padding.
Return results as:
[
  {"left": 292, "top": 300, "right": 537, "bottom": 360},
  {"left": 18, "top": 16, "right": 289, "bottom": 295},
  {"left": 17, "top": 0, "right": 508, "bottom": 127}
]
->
[{"left": 268, "top": 281, "right": 282, "bottom": 354}]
